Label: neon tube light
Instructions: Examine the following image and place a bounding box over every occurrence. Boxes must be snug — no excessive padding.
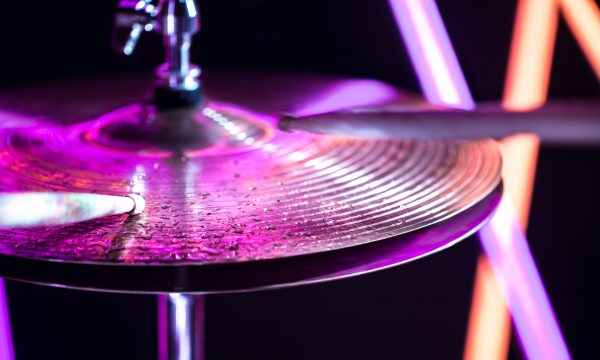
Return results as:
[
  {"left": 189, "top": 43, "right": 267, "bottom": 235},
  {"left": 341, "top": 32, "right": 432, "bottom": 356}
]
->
[
  {"left": 560, "top": 0, "right": 600, "bottom": 78},
  {"left": 503, "top": 0, "right": 558, "bottom": 111},
  {"left": 463, "top": 255, "right": 511, "bottom": 360},
  {"left": 388, "top": 0, "right": 475, "bottom": 109},
  {"left": 0, "top": 279, "right": 14, "bottom": 360},
  {"left": 479, "top": 200, "right": 571, "bottom": 360},
  {"left": 503, "top": 0, "right": 600, "bottom": 111},
  {"left": 464, "top": 134, "right": 541, "bottom": 360}
]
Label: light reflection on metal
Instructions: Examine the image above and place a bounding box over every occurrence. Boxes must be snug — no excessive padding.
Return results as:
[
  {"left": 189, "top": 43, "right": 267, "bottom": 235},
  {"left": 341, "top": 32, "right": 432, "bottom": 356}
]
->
[
  {"left": 202, "top": 106, "right": 256, "bottom": 145},
  {"left": 132, "top": 165, "right": 148, "bottom": 195},
  {"left": 387, "top": 0, "right": 475, "bottom": 109},
  {"left": 166, "top": 294, "right": 204, "bottom": 360},
  {"left": 0, "top": 122, "right": 501, "bottom": 264},
  {"left": 0, "top": 110, "right": 44, "bottom": 129},
  {"left": 171, "top": 294, "right": 192, "bottom": 360},
  {"left": 479, "top": 199, "right": 571, "bottom": 360},
  {"left": 0, "top": 279, "right": 14, "bottom": 360},
  {"left": 184, "top": 161, "right": 199, "bottom": 197},
  {"left": 292, "top": 80, "right": 399, "bottom": 117}
]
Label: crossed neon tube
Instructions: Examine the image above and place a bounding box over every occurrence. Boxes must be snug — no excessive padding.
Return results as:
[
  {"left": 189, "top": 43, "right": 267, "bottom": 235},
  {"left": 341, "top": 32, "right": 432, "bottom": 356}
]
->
[{"left": 387, "top": 0, "right": 600, "bottom": 359}]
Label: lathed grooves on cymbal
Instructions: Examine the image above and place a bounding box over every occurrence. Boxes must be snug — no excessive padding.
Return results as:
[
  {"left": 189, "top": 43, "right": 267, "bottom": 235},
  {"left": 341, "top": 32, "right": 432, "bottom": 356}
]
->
[{"left": 0, "top": 101, "right": 502, "bottom": 265}]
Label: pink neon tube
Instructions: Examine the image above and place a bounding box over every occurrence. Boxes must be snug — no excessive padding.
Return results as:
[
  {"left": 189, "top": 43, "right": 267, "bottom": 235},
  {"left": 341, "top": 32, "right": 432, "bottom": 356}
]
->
[
  {"left": 479, "top": 200, "right": 571, "bottom": 360},
  {"left": 388, "top": 0, "right": 475, "bottom": 109},
  {"left": 0, "top": 279, "right": 14, "bottom": 360}
]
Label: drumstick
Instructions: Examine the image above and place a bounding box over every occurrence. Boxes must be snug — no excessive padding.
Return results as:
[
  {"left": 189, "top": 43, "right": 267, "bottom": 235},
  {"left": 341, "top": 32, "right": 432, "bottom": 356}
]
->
[
  {"left": 0, "top": 192, "right": 145, "bottom": 228},
  {"left": 279, "top": 101, "right": 600, "bottom": 146}
]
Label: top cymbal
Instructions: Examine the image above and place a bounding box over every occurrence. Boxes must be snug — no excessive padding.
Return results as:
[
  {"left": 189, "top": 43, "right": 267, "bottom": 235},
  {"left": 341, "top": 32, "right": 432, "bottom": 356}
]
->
[{"left": 0, "top": 71, "right": 502, "bottom": 292}]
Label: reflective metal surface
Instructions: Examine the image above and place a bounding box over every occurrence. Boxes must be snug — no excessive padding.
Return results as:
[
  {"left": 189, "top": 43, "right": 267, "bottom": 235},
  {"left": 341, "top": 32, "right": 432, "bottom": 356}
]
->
[
  {"left": 0, "top": 112, "right": 501, "bottom": 263},
  {"left": 163, "top": 294, "right": 204, "bottom": 360},
  {"left": 0, "top": 71, "right": 502, "bottom": 293},
  {"left": 0, "top": 186, "right": 501, "bottom": 293},
  {"left": 113, "top": 0, "right": 201, "bottom": 104},
  {"left": 113, "top": 0, "right": 161, "bottom": 55}
]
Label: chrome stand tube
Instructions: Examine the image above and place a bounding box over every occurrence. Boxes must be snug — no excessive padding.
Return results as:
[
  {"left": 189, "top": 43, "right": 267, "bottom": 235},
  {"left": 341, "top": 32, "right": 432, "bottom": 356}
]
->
[{"left": 159, "top": 294, "right": 205, "bottom": 360}]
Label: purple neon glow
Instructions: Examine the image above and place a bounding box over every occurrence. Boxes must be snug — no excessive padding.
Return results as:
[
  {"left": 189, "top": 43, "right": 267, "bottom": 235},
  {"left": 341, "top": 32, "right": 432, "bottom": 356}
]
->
[
  {"left": 158, "top": 295, "right": 168, "bottom": 360},
  {"left": 388, "top": 0, "right": 475, "bottom": 110},
  {"left": 0, "top": 279, "right": 14, "bottom": 360},
  {"left": 479, "top": 200, "right": 570, "bottom": 360},
  {"left": 292, "top": 80, "right": 399, "bottom": 117}
]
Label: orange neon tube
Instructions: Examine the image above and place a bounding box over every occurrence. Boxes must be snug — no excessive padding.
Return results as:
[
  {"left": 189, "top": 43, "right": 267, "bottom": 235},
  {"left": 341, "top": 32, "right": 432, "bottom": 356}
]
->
[
  {"left": 465, "top": 2, "right": 549, "bottom": 360},
  {"left": 560, "top": 0, "right": 600, "bottom": 79},
  {"left": 464, "top": 255, "right": 511, "bottom": 360},
  {"left": 466, "top": 0, "right": 600, "bottom": 356},
  {"left": 464, "top": 135, "right": 540, "bottom": 360},
  {"left": 503, "top": 0, "right": 558, "bottom": 112}
]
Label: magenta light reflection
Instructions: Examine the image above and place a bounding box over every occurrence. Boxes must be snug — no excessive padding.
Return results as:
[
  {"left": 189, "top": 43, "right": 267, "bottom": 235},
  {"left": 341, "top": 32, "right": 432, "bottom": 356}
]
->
[
  {"left": 388, "top": 0, "right": 475, "bottom": 110},
  {"left": 0, "top": 279, "right": 14, "bottom": 360},
  {"left": 479, "top": 200, "right": 570, "bottom": 360},
  {"left": 158, "top": 295, "right": 168, "bottom": 360},
  {"left": 292, "top": 80, "right": 399, "bottom": 117}
]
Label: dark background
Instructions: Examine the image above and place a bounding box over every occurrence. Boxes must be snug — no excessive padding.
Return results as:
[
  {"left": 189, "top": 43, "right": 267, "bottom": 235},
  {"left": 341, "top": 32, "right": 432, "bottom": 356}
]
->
[{"left": 1, "top": 0, "right": 599, "bottom": 359}]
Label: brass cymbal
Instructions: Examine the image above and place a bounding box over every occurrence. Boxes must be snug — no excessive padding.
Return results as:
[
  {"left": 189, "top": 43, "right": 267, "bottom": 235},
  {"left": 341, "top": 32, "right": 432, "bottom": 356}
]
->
[{"left": 0, "top": 71, "right": 501, "bottom": 292}]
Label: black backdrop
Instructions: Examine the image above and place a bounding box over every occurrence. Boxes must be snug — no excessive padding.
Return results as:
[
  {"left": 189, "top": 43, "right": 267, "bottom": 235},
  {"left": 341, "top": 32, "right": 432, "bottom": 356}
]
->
[{"left": 1, "top": 1, "right": 599, "bottom": 359}]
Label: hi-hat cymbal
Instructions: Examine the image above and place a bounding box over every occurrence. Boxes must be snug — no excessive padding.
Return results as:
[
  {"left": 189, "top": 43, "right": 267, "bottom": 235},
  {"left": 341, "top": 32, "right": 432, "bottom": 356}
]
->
[{"left": 0, "top": 71, "right": 502, "bottom": 293}]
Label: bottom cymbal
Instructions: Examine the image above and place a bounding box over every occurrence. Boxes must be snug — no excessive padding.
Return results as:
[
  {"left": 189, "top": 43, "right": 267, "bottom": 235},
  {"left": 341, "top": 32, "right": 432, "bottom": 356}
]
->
[{"left": 0, "top": 185, "right": 501, "bottom": 293}]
